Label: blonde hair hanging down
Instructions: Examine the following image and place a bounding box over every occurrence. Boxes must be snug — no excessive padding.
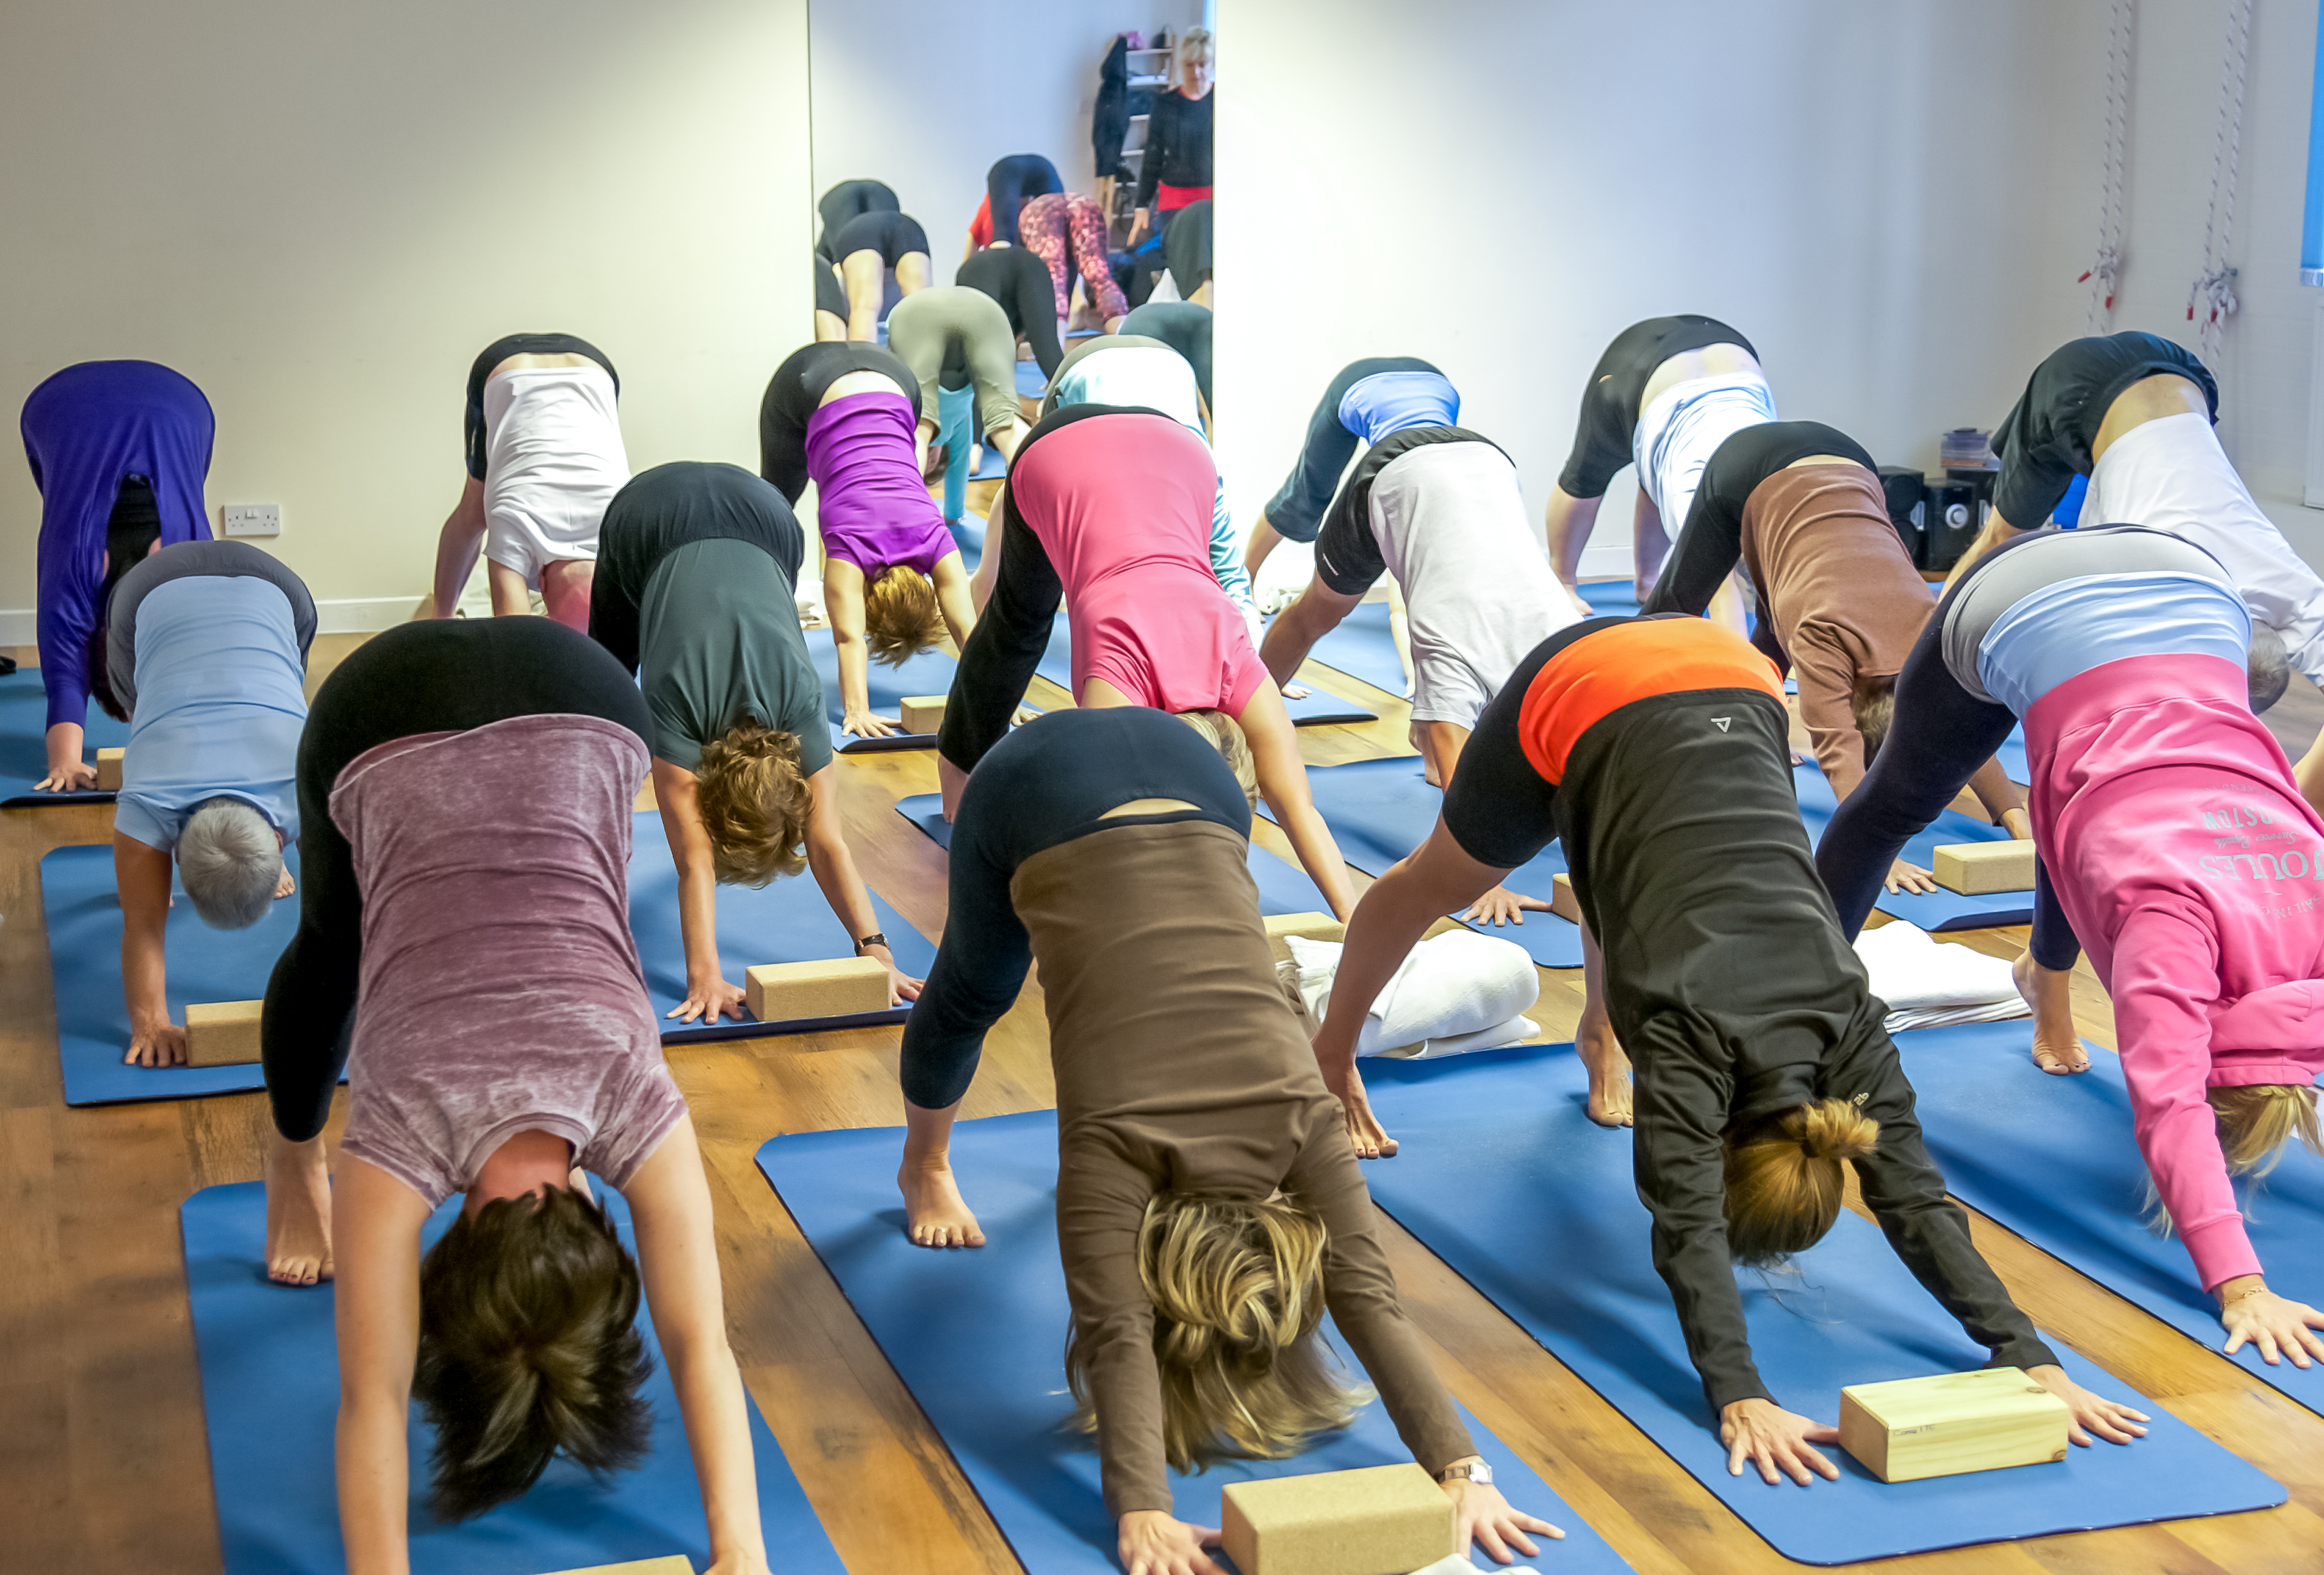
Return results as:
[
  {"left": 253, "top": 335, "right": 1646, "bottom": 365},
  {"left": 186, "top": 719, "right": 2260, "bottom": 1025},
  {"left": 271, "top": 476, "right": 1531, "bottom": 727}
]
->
[
  {"left": 1721, "top": 1098, "right": 1880, "bottom": 1267},
  {"left": 1176, "top": 709, "right": 1257, "bottom": 808},
  {"left": 862, "top": 565, "right": 947, "bottom": 666},
  {"left": 1065, "top": 1192, "right": 1366, "bottom": 1470},
  {"left": 693, "top": 720, "right": 813, "bottom": 886},
  {"left": 2145, "top": 1085, "right": 2320, "bottom": 1235}
]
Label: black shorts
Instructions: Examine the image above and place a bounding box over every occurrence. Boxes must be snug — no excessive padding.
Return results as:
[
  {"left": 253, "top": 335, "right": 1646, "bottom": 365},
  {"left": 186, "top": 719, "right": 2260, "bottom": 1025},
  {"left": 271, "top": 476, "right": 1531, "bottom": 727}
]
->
[
  {"left": 758, "top": 342, "right": 921, "bottom": 504},
  {"left": 815, "top": 254, "right": 849, "bottom": 319},
  {"left": 828, "top": 210, "right": 931, "bottom": 270},
  {"left": 463, "top": 333, "right": 619, "bottom": 480},
  {"left": 1556, "top": 316, "right": 1754, "bottom": 500},
  {"left": 816, "top": 178, "right": 900, "bottom": 260},
  {"left": 1989, "top": 331, "right": 2217, "bottom": 528}
]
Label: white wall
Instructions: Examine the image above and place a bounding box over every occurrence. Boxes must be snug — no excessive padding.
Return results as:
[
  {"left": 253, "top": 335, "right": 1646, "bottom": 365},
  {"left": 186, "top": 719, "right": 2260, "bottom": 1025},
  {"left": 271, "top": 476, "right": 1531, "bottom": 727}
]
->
[
  {"left": 0, "top": 0, "right": 813, "bottom": 633},
  {"left": 1216, "top": 0, "right": 2265, "bottom": 582},
  {"left": 807, "top": 0, "right": 1200, "bottom": 250}
]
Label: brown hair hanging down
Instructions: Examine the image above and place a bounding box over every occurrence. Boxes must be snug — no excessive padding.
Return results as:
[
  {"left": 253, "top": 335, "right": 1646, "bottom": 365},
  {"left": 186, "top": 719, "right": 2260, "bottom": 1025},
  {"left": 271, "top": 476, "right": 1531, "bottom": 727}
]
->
[
  {"left": 413, "top": 1186, "right": 653, "bottom": 1522},
  {"left": 1065, "top": 1191, "right": 1365, "bottom": 1468},
  {"left": 1721, "top": 1098, "right": 1881, "bottom": 1266},
  {"left": 695, "top": 720, "right": 813, "bottom": 885},
  {"left": 1849, "top": 671, "right": 1899, "bottom": 768},
  {"left": 862, "top": 565, "right": 947, "bottom": 666}
]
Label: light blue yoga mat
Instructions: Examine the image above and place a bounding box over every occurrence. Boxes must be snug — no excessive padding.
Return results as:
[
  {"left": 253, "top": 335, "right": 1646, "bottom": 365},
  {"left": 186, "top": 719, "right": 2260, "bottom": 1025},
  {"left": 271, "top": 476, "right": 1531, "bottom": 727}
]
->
[
  {"left": 1357, "top": 1041, "right": 2287, "bottom": 1564},
  {"left": 756, "top": 1111, "right": 1632, "bottom": 1574},
  {"left": 183, "top": 1181, "right": 845, "bottom": 1575}
]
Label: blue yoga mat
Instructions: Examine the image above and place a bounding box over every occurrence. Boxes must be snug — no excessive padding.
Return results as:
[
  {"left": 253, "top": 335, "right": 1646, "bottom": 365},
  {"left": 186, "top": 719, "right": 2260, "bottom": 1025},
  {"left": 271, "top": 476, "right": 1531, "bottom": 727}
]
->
[
  {"left": 1356, "top": 1041, "right": 2285, "bottom": 1564},
  {"left": 1299, "top": 599, "right": 1408, "bottom": 697},
  {"left": 1791, "top": 763, "right": 2032, "bottom": 931},
  {"left": 806, "top": 629, "right": 961, "bottom": 753},
  {"left": 1265, "top": 757, "right": 1584, "bottom": 968},
  {"left": 1035, "top": 616, "right": 1378, "bottom": 727},
  {"left": 1, "top": 669, "right": 129, "bottom": 806},
  {"left": 39, "top": 843, "right": 303, "bottom": 1106},
  {"left": 1574, "top": 581, "right": 1641, "bottom": 617},
  {"left": 892, "top": 792, "right": 1333, "bottom": 916},
  {"left": 182, "top": 1181, "right": 844, "bottom": 1575},
  {"left": 1895, "top": 1020, "right": 2324, "bottom": 1416},
  {"left": 755, "top": 1111, "right": 1631, "bottom": 1574},
  {"left": 1014, "top": 358, "right": 1047, "bottom": 399},
  {"left": 626, "top": 810, "right": 933, "bottom": 1044},
  {"left": 1997, "top": 725, "right": 2030, "bottom": 783}
]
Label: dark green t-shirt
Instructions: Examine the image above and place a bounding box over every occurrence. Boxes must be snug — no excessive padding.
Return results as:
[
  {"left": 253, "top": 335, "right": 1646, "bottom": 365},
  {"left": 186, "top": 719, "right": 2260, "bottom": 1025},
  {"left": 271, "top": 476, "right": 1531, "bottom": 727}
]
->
[{"left": 639, "top": 538, "right": 833, "bottom": 777}]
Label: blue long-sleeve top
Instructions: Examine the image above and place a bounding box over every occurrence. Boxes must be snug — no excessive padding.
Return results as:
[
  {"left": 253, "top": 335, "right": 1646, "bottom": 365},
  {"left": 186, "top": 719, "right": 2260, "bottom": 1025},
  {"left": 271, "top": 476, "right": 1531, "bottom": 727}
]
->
[{"left": 21, "top": 361, "right": 215, "bottom": 730}]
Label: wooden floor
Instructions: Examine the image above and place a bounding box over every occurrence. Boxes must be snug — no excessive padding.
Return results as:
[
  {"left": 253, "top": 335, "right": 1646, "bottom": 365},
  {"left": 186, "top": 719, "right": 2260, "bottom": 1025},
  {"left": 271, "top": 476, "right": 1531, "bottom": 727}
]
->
[{"left": 8, "top": 601, "right": 2324, "bottom": 1574}]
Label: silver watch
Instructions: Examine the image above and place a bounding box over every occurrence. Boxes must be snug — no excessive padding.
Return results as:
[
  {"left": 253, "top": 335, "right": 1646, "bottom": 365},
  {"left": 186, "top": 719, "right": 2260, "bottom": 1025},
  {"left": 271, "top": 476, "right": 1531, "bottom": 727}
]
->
[{"left": 1439, "top": 1460, "right": 1493, "bottom": 1487}]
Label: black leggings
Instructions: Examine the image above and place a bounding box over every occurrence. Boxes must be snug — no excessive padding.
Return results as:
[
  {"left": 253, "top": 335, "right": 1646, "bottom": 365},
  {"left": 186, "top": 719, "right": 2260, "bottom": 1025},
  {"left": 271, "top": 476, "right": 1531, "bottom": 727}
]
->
[
  {"left": 815, "top": 254, "right": 849, "bottom": 320},
  {"left": 1261, "top": 357, "right": 1444, "bottom": 542},
  {"left": 935, "top": 461, "right": 1070, "bottom": 774},
  {"left": 258, "top": 619, "right": 650, "bottom": 1141},
  {"left": 1555, "top": 316, "right": 1754, "bottom": 501},
  {"left": 816, "top": 179, "right": 899, "bottom": 260},
  {"left": 901, "top": 707, "right": 1248, "bottom": 1109},
  {"left": 828, "top": 210, "right": 930, "bottom": 270},
  {"left": 984, "top": 152, "right": 1062, "bottom": 247},
  {"left": 1813, "top": 536, "right": 2075, "bottom": 968},
  {"left": 463, "top": 333, "right": 619, "bottom": 480},
  {"left": 758, "top": 342, "right": 921, "bottom": 505},
  {"left": 1121, "top": 302, "right": 1212, "bottom": 408}
]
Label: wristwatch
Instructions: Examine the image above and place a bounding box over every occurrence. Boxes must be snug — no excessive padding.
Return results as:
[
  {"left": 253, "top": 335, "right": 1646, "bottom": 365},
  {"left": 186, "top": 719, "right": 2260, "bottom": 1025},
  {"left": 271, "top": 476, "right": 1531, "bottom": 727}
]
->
[
  {"left": 1438, "top": 1460, "right": 1493, "bottom": 1487},
  {"left": 854, "top": 932, "right": 889, "bottom": 954}
]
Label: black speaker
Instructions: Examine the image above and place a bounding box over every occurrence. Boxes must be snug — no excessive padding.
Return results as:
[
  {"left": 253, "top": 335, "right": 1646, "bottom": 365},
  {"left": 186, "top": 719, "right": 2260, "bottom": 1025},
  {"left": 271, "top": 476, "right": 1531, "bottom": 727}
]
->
[
  {"left": 1877, "top": 466, "right": 1925, "bottom": 563},
  {"left": 1922, "top": 479, "right": 1979, "bottom": 572}
]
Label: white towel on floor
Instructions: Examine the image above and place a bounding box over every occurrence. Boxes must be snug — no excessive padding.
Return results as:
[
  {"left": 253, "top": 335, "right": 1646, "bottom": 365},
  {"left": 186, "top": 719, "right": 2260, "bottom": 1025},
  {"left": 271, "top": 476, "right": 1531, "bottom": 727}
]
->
[
  {"left": 1285, "top": 929, "right": 1539, "bottom": 1059},
  {"left": 1853, "top": 920, "right": 2031, "bottom": 1032}
]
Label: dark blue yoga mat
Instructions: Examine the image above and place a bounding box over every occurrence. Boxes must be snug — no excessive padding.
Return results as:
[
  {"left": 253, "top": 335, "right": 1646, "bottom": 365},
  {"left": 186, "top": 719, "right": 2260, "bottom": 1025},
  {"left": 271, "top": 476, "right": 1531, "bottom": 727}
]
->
[
  {"left": 755, "top": 1111, "right": 1631, "bottom": 1574},
  {"left": 626, "top": 811, "right": 932, "bottom": 1044},
  {"left": 1791, "top": 762, "right": 2033, "bottom": 931},
  {"left": 1036, "top": 615, "right": 1378, "bottom": 727},
  {"left": 1, "top": 669, "right": 128, "bottom": 806},
  {"left": 1264, "top": 757, "right": 1584, "bottom": 968},
  {"left": 806, "top": 629, "right": 961, "bottom": 753},
  {"left": 39, "top": 842, "right": 303, "bottom": 1106},
  {"left": 1357, "top": 1041, "right": 2285, "bottom": 1564},
  {"left": 1895, "top": 1020, "right": 2324, "bottom": 1415},
  {"left": 892, "top": 792, "right": 1333, "bottom": 917},
  {"left": 1299, "top": 599, "right": 1408, "bottom": 697},
  {"left": 182, "top": 1181, "right": 844, "bottom": 1575}
]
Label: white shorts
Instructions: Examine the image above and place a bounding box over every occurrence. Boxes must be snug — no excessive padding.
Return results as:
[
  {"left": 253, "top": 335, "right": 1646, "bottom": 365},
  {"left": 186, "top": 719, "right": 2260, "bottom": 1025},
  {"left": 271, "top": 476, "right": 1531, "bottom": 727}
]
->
[
  {"left": 481, "top": 365, "right": 630, "bottom": 588},
  {"left": 1633, "top": 372, "right": 1777, "bottom": 529}
]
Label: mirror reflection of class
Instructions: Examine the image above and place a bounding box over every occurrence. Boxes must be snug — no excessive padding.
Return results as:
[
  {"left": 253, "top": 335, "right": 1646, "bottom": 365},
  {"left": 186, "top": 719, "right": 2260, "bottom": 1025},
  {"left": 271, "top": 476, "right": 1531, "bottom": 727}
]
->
[{"left": 806, "top": 10, "right": 1215, "bottom": 536}]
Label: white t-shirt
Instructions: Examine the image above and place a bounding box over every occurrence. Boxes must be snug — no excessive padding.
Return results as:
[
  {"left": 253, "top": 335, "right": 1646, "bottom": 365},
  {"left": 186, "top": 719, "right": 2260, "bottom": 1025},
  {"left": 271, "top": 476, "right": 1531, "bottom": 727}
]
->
[
  {"left": 2079, "top": 410, "right": 2324, "bottom": 687},
  {"left": 1369, "top": 442, "right": 1581, "bottom": 728},
  {"left": 481, "top": 364, "right": 632, "bottom": 583}
]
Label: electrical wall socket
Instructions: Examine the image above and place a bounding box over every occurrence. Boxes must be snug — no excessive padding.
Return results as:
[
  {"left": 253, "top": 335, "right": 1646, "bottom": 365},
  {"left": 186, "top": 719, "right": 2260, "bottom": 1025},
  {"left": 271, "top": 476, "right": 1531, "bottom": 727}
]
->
[{"left": 220, "top": 504, "right": 280, "bottom": 537}]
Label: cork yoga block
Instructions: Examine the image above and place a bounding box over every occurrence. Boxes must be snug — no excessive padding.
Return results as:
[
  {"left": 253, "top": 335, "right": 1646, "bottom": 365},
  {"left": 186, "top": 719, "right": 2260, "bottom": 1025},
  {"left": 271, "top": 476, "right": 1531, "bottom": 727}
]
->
[
  {"left": 537, "top": 1558, "right": 694, "bottom": 1575},
  {"left": 1263, "top": 910, "right": 1345, "bottom": 965},
  {"left": 1838, "top": 1366, "right": 2070, "bottom": 1483},
  {"left": 1931, "top": 840, "right": 2035, "bottom": 895},
  {"left": 185, "top": 1000, "right": 265, "bottom": 1066},
  {"left": 898, "top": 694, "right": 947, "bottom": 733},
  {"left": 743, "top": 956, "right": 891, "bottom": 1022},
  {"left": 1221, "top": 1463, "right": 1454, "bottom": 1575},
  {"left": 1549, "top": 872, "right": 1583, "bottom": 925},
  {"left": 95, "top": 746, "right": 125, "bottom": 791}
]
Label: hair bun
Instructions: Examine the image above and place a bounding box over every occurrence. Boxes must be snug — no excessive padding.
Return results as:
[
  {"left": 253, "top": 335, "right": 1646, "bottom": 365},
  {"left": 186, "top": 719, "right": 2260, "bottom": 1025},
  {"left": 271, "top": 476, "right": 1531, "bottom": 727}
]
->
[{"left": 1795, "top": 1097, "right": 1879, "bottom": 1161}]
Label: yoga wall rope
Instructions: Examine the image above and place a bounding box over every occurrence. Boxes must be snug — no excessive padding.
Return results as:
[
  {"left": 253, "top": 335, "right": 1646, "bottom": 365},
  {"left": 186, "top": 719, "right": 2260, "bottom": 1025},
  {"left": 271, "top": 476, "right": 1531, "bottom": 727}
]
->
[
  {"left": 2188, "top": 0, "right": 2253, "bottom": 364},
  {"left": 2080, "top": 0, "right": 2135, "bottom": 335}
]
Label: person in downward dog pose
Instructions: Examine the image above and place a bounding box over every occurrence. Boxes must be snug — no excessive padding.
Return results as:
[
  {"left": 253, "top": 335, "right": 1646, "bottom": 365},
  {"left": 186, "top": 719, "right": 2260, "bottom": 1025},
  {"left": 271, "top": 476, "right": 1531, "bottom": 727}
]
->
[
  {"left": 1014, "top": 191, "right": 1130, "bottom": 331},
  {"left": 827, "top": 209, "right": 933, "bottom": 342},
  {"left": 897, "top": 706, "right": 1561, "bottom": 1574},
  {"left": 1639, "top": 418, "right": 2032, "bottom": 890},
  {"left": 1120, "top": 301, "right": 1213, "bottom": 409},
  {"left": 956, "top": 240, "right": 1067, "bottom": 382},
  {"left": 589, "top": 461, "right": 919, "bottom": 1023},
  {"left": 1944, "top": 331, "right": 2324, "bottom": 812},
  {"left": 94, "top": 540, "right": 312, "bottom": 1066},
  {"left": 256, "top": 617, "right": 770, "bottom": 1573},
  {"left": 759, "top": 342, "right": 978, "bottom": 737},
  {"left": 21, "top": 358, "right": 215, "bottom": 791},
  {"left": 1545, "top": 315, "right": 1773, "bottom": 607},
  {"left": 936, "top": 405, "right": 1358, "bottom": 921},
  {"left": 884, "top": 285, "right": 1033, "bottom": 479},
  {"left": 1241, "top": 356, "right": 1460, "bottom": 583},
  {"left": 1307, "top": 614, "right": 2149, "bottom": 1484},
  {"left": 1816, "top": 525, "right": 2324, "bottom": 1366},
  {"left": 428, "top": 333, "right": 630, "bottom": 630}
]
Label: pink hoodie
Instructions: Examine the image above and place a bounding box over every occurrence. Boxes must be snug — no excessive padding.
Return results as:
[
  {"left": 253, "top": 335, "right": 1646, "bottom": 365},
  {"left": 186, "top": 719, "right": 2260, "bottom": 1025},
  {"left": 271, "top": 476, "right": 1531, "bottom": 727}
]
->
[{"left": 2025, "top": 651, "right": 2324, "bottom": 1290}]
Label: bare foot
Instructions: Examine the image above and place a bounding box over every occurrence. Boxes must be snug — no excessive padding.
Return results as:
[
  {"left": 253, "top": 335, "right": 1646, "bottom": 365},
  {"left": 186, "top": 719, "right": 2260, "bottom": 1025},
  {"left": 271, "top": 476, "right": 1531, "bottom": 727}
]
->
[
  {"left": 1577, "top": 1014, "right": 1635, "bottom": 1127},
  {"left": 265, "top": 1129, "right": 335, "bottom": 1285},
  {"left": 899, "top": 1157, "right": 986, "bottom": 1249},
  {"left": 2013, "top": 951, "right": 2089, "bottom": 1074}
]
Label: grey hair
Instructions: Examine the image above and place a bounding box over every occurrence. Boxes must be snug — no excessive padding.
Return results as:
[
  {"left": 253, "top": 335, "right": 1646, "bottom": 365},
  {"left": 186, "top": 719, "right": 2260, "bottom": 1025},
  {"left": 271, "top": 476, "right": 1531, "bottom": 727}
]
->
[
  {"left": 2248, "top": 623, "right": 2290, "bottom": 714},
  {"left": 178, "top": 797, "right": 282, "bottom": 931}
]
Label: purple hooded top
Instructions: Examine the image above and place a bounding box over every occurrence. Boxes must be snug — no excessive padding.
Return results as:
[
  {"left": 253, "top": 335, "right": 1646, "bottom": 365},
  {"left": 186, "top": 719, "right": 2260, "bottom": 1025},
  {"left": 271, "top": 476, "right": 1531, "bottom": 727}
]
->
[{"left": 22, "top": 361, "right": 215, "bottom": 729}]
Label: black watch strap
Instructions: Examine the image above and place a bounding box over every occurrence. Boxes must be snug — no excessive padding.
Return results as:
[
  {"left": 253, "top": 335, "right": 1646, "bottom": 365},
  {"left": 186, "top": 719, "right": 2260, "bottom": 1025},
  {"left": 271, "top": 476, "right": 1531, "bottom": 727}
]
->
[{"left": 855, "top": 932, "right": 889, "bottom": 953}]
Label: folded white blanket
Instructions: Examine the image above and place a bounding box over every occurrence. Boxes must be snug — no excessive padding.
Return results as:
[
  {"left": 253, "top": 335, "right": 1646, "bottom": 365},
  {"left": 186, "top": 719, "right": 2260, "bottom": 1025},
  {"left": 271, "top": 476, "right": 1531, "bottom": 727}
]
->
[
  {"left": 1853, "top": 920, "right": 2030, "bottom": 1032},
  {"left": 1286, "top": 930, "right": 1540, "bottom": 1059}
]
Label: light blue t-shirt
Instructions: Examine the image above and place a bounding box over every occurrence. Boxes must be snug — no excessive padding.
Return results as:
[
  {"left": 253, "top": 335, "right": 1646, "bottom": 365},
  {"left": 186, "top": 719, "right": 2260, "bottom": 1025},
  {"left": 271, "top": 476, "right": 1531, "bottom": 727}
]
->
[
  {"left": 1977, "top": 571, "right": 2251, "bottom": 718},
  {"left": 114, "top": 575, "right": 306, "bottom": 851},
  {"left": 1338, "top": 371, "right": 1460, "bottom": 446}
]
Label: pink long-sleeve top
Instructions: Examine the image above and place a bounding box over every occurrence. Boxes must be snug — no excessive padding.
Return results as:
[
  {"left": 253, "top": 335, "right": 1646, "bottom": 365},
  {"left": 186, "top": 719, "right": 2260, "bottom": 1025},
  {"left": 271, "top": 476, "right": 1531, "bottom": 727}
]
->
[{"left": 2025, "top": 651, "right": 2324, "bottom": 1290}]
